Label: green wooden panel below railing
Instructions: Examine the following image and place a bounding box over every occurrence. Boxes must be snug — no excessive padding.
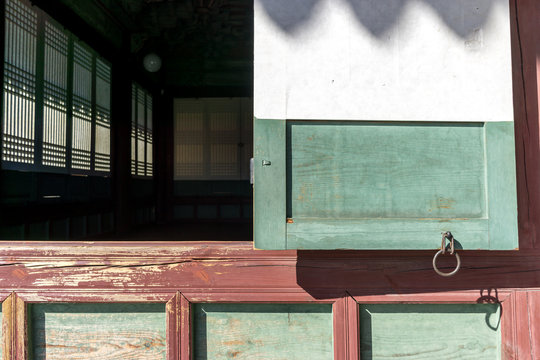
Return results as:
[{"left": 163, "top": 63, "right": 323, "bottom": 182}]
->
[
  {"left": 30, "top": 303, "right": 166, "bottom": 360},
  {"left": 194, "top": 303, "right": 333, "bottom": 360},
  {"left": 360, "top": 304, "right": 501, "bottom": 359}
]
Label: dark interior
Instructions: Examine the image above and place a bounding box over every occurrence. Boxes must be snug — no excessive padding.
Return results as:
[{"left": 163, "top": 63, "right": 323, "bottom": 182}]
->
[{"left": 0, "top": 0, "right": 254, "bottom": 241}]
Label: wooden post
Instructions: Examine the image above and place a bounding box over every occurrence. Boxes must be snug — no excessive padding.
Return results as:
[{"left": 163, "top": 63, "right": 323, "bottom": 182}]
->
[
  {"left": 166, "top": 292, "right": 180, "bottom": 360},
  {"left": 511, "top": 0, "right": 540, "bottom": 249},
  {"left": 111, "top": 33, "right": 133, "bottom": 234},
  {"left": 155, "top": 91, "right": 174, "bottom": 223},
  {"left": 2, "top": 293, "right": 27, "bottom": 360},
  {"left": 179, "top": 293, "right": 191, "bottom": 360},
  {"left": 0, "top": 0, "right": 5, "bottom": 171}
]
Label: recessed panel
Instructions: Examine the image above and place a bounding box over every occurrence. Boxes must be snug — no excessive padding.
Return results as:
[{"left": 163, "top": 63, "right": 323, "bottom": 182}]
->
[
  {"left": 31, "top": 303, "right": 166, "bottom": 360},
  {"left": 194, "top": 303, "right": 333, "bottom": 360},
  {"left": 288, "top": 121, "right": 486, "bottom": 220},
  {"left": 360, "top": 304, "right": 501, "bottom": 359}
]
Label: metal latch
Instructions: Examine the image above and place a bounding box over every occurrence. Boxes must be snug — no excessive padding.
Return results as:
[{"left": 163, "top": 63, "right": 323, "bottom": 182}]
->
[
  {"left": 250, "top": 158, "right": 254, "bottom": 185},
  {"left": 251, "top": 158, "right": 273, "bottom": 185}
]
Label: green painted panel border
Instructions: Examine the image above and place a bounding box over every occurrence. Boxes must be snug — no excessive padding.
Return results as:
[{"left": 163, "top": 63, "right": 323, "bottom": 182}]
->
[
  {"left": 254, "top": 118, "right": 286, "bottom": 249},
  {"left": 485, "top": 122, "right": 518, "bottom": 250},
  {"left": 287, "top": 219, "right": 488, "bottom": 250}
]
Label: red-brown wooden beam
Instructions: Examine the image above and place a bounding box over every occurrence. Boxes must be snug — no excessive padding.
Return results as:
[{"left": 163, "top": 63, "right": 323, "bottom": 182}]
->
[
  {"left": 512, "top": 0, "right": 540, "bottom": 250},
  {"left": 0, "top": 242, "right": 539, "bottom": 293}
]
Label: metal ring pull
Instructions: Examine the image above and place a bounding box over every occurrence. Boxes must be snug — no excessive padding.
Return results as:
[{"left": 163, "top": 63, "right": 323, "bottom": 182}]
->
[
  {"left": 432, "top": 249, "right": 461, "bottom": 277},
  {"left": 433, "top": 231, "right": 461, "bottom": 277}
]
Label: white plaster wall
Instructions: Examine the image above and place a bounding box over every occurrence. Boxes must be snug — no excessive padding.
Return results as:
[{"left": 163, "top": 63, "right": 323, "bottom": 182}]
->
[{"left": 254, "top": 0, "right": 513, "bottom": 122}]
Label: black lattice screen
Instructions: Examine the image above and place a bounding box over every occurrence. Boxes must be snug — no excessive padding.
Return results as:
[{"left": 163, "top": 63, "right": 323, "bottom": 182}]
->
[
  {"left": 2, "top": 0, "right": 112, "bottom": 175},
  {"left": 94, "top": 58, "right": 111, "bottom": 172},
  {"left": 43, "top": 20, "right": 68, "bottom": 168},
  {"left": 131, "top": 83, "right": 153, "bottom": 177},
  {"left": 2, "top": 0, "right": 37, "bottom": 165}
]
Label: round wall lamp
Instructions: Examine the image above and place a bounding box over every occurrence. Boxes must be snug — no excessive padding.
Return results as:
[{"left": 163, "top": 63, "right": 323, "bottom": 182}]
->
[{"left": 143, "top": 53, "right": 162, "bottom": 72}]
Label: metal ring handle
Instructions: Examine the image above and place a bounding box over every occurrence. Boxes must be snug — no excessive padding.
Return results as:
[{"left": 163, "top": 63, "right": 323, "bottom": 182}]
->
[{"left": 432, "top": 249, "right": 461, "bottom": 277}]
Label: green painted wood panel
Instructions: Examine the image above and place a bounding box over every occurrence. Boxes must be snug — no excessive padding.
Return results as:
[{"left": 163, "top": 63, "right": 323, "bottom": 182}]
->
[
  {"left": 360, "top": 304, "right": 501, "bottom": 359},
  {"left": 194, "top": 303, "right": 333, "bottom": 360},
  {"left": 288, "top": 122, "right": 486, "bottom": 219},
  {"left": 30, "top": 303, "right": 166, "bottom": 360},
  {"left": 287, "top": 219, "right": 488, "bottom": 250},
  {"left": 254, "top": 119, "right": 518, "bottom": 250},
  {"left": 485, "top": 122, "right": 519, "bottom": 249},
  {"left": 254, "top": 118, "right": 287, "bottom": 249}
]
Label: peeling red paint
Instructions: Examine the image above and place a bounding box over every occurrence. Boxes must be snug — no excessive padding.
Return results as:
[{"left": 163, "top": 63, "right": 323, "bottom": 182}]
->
[{"left": 11, "top": 268, "right": 27, "bottom": 280}]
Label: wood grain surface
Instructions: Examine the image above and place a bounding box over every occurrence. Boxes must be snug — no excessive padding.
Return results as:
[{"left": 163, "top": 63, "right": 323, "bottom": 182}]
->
[
  {"left": 193, "top": 303, "right": 333, "bottom": 360},
  {"left": 30, "top": 303, "right": 166, "bottom": 360},
  {"left": 288, "top": 122, "right": 487, "bottom": 219},
  {"left": 360, "top": 304, "right": 500, "bottom": 359}
]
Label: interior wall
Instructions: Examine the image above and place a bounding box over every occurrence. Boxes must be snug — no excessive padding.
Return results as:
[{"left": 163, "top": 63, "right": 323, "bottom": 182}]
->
[{"left": 0, "top": 170, "right": 113, "bottom": 240}]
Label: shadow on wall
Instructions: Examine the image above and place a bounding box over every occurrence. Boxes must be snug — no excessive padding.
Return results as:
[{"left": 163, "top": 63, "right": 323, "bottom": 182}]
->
[{"left": 258, "top": 0, "right": 504, "bottom": 38}]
